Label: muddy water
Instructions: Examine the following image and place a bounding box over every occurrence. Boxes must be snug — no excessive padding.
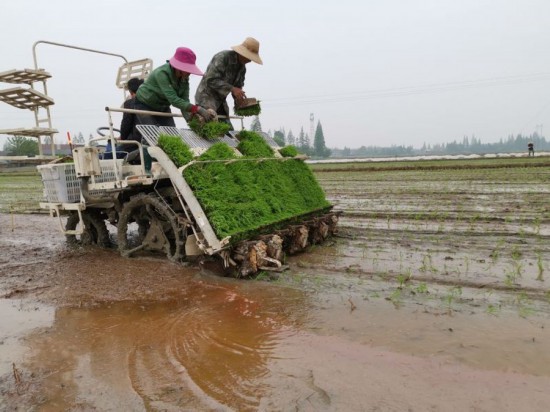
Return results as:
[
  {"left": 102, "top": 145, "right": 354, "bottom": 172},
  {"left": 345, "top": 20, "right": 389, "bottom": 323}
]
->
[
  {"left": 0, "top": 299, "right": 54, "bottom": 376},
  {"left": 5, "top": 277, "right": 550, "bottom": 411},
  {"left": 5, "top": 277, "right": 309, "bottom": 411}
]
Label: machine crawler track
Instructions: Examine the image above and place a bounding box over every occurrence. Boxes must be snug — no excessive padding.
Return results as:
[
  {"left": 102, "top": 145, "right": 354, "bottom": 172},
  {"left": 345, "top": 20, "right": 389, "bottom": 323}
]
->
[{"left": 228, "top": 211, "right": 340, "bottom": 277}]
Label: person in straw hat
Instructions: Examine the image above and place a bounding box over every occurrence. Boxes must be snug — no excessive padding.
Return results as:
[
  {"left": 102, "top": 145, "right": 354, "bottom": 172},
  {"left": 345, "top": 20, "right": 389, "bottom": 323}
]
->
[
  {"left": 195, "top": 37, "right": 263, "bottom": 129},
  {"left": 135, "top": 46, "right": 215, "bottom": 128}
]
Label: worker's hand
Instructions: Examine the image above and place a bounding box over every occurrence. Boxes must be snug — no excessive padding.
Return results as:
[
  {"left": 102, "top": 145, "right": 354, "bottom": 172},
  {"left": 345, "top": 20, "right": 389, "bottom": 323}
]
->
[
  {"left": 231, "top": 87, "right": 246, "bottom": 104},
  {"left": 197, "top": 106, "right": 215, "bottom": 122},
  {"left": 206, "top": 108, "right": 218, "bottom": 122}
]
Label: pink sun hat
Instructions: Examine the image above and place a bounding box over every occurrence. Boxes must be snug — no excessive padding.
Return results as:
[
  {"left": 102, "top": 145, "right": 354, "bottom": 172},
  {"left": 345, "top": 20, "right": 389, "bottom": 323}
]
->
[{"left": 169, "top": 47, "right": 203, "bottom": 76}]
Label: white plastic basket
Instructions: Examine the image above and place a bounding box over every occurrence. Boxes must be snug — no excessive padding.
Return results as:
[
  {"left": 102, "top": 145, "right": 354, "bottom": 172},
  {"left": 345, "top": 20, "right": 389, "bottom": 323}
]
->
[{"left": 37, "top": 160, "right": 122, "bottom": 203}]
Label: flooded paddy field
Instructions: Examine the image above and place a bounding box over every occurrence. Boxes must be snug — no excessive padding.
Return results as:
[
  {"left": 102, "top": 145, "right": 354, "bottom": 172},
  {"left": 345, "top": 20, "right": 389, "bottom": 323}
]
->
[{"left": 1, "top": 156, "right": 550, "bottom": 410}]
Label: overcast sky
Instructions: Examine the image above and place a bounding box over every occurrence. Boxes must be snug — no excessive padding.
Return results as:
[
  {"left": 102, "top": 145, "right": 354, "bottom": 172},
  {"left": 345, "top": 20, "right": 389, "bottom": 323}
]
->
[{"left": 1, "top": 0, "right": 549, "bottom": 149}]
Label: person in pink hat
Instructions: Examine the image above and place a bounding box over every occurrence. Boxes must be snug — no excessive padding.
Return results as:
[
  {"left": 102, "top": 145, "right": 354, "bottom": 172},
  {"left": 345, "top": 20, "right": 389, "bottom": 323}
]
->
[{"left": 135, "top": 47, "right": 214, "bottom": 127}]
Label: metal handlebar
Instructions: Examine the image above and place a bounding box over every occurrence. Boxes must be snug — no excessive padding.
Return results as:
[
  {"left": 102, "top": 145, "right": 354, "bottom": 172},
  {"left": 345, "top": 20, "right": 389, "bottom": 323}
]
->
[
  {"left": 105, "top": 106, "right": 245, "bottom": 130},
  {"left": 105, "top": 106, "right": 244, "bottom": 120},
  {"left": 32, "top": 40, "right": 129, "bottom": 70}
]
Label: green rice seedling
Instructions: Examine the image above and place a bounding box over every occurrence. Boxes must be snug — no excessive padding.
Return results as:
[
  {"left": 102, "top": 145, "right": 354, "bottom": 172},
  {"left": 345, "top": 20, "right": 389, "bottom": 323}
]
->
[
  {"left": 236, "top": 130, "right": 275, "bottom": 158},
  {"left": 188, "top": 118, "right": 231, "bottom": 139},
  {"left": 444, "top": 286, "right": 462, "bottom": 312},
  {"left": 388, "top": 288, "right": 403, "bottom": 308},
  {"left": 157, "top": 134, "right": 193, "bottom": 167},
  {"left": 486, "top": 304, "right": 500, "bottom": 316},
  {"left": 490, "top": 239, "right": 505, "bottom": 263},
  {"left": 420, "top": 254, "right": 436, "bottom": 274},
  {"left": 515, "top": 291, "right": 530, "bottom": 305},
  {"left": 516, "top": 292, "right": 535, "bottom": 318},
  {"left": 397, "top": 269, "right": 412, "bottom": 289},
  {"left": 514, "top": 261, "right": 523, "bottom": 278},
  {"left": 504, "top": 262, "right": 522, "bottom": 287},
  {"left": 344, "top": 265, "right": 357, "bottom": 274},
  {"left": 183, "top": 157, "right": 330, "bottom": 241},
  {"left": 483, "top": 290, "right": 494, "bottom": 300},
  {"left": 464, "top": 256, "right": 470, "bottom": 275},
  {"left": 312, "top": 275, "right": 323, "bottom": 288},
  {"left": 234, "top": 102, "right": 261, "bottom": 117},
  {"left": 398, "top": 251, "right": 404, "bottom": 272},
  {"left": 511, "top": 246, "right": 522, "bottom": 261},
  {"left": 536, "top": 252, "right": 544, "bottom": 281},
  {"left": 504, "top": 273, "right": 515, "bottom": 287},
  {"left": 279, "top": 145, "right": 299, "bottom": 157},
  {"left": 415, "top": 283, "right": 428, "bottom": 294},
  {"left": 533, "top": 216, "right": 541, "bottom": 235},
  {"left": 197, "top": 142, "right": 236, "bottom": 161},
  {"left": 518, "top": 306, "right": 535, "bottom": 318},
  {"left": 254, "top": 271, "right": 271, "bottom": 281}
]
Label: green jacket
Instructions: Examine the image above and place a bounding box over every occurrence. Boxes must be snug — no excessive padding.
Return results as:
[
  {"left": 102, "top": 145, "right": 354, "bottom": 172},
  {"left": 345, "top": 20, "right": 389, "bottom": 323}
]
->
[{"left": 136, "top": 62, "right": 192, "bottom": 114}]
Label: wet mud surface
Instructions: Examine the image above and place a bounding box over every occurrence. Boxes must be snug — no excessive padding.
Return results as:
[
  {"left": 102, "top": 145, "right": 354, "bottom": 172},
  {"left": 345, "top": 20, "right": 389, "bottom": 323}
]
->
[{"left": 2, "top": 163, "right": 550, "bottom": 410}]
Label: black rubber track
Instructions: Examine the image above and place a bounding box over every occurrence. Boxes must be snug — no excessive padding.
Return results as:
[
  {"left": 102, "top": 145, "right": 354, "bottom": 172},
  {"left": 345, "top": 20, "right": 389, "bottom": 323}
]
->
[
  {"left": 117, "top": 193, "right": 184, "bottom": 261},
  {"left": 65, "top": 210, "right": 110, "bottom": 247}
]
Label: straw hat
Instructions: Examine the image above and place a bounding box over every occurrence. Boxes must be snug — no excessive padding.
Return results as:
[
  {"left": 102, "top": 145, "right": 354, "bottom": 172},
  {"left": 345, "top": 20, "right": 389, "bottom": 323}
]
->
[
  {"left": 231, "top": 37, "right": 263, "bottom": 65},
  {"left": 169, "top": 47, "right": 203, "bottom": 75}
]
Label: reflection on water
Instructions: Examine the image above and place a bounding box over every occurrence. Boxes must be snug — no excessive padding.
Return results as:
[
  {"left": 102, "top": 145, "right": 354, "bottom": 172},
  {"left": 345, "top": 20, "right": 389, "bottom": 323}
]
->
[
  {"left": 0, "top": 299, "right": 54, "bottom": 375},
  {"left": 23, "top": 278, "right": 308, "bottom": 411}
]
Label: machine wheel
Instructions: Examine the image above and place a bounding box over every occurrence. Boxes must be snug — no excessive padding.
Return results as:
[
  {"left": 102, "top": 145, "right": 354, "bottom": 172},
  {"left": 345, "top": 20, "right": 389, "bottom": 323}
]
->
[
  {"left": 65, "top": 211, "right": 110, "bottom": 247},
  {"left": 117, "top": 193, "right": 185, "bottom": 261}
]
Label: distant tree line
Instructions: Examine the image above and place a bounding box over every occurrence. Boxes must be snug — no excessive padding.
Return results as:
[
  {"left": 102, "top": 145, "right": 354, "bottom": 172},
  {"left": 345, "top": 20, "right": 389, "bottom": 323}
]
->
[
  {"left": 267, "top": 119, "right": 331, "bottom": 158},
  {"left": 5, "top": 127, "right": 545, "bottom": 159},
  {"left": 330, "top": 133, "right": 549, "bottom": 158}
]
